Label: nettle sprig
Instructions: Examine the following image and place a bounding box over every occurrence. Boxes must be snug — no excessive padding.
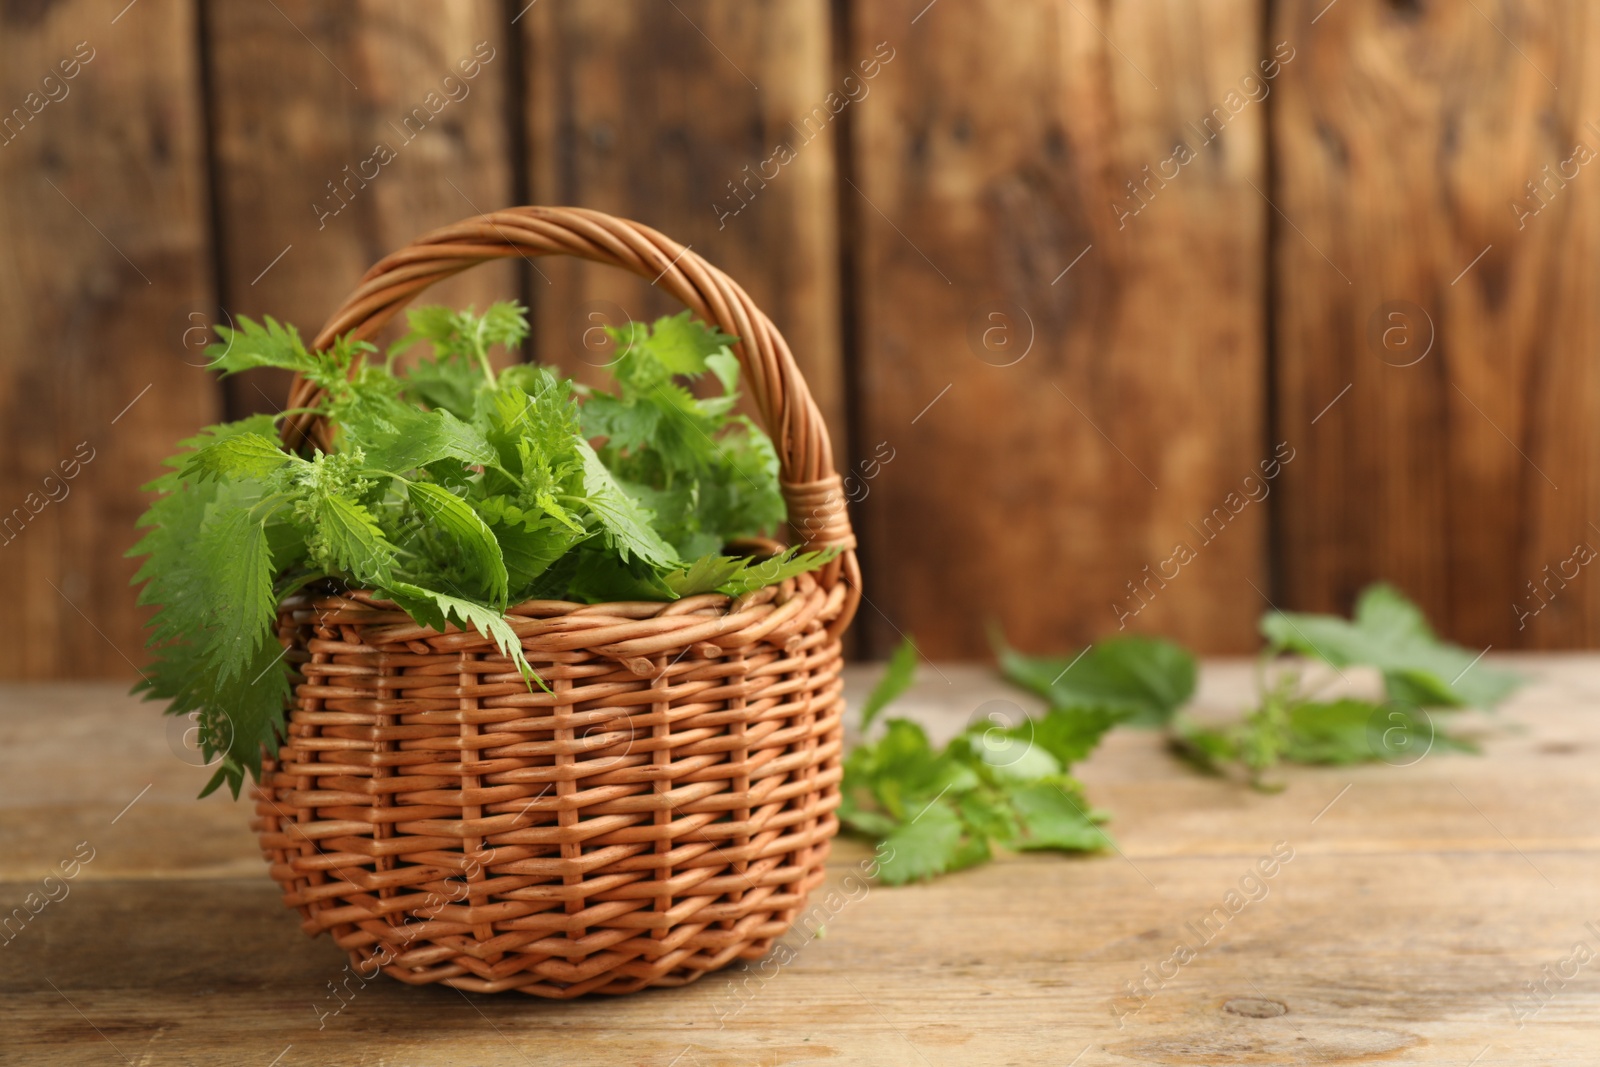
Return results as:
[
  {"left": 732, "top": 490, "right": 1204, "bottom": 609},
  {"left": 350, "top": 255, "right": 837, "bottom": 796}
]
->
[
  {"left": 845, "top": 585, "right": 1523, "bottom": 883},
  {"left": 131, "top": 304, "right": 835, "bottom": 798},
  {"left": 840, "top": 636, "right": 1196, "bottom": 884},
  {"left": 1169, "top": 584, "right": 1521, "bottom": 790}
]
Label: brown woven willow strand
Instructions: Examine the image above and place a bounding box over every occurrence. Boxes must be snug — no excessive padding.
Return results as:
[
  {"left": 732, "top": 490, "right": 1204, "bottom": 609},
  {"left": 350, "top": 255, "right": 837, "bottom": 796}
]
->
[{"left": 252, "top": 207, "right": 859, "bottom": 997}]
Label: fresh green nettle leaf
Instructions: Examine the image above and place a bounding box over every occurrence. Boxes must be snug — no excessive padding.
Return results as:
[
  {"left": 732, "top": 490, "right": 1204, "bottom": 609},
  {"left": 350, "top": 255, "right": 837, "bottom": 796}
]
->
[
  {"left": 661, "top": 546, "right": 841, "bottom": 599},
  {"left": 301, "top": 489, "right": 397, "bottom": 588},
  {"left": 840, "top": 638, "right": 1118, "bottom": 885},
  {"left": 181, "top": 432, "right": 297, "bottom": 484},
  {"left": 629, "top": 310, "right": 738, "bottom": 376},
  {"left": 995, "top": 633, "right": 1196, "bottom": 727},
  {"left": 385, "top": 581, "right": 535, "bottom": 683},
  {"left": 1262, "top": 583, "right": 1519, "bottom": 709},
  {"left": 1171, "top": 584, "right": 1513, "bottom": 790},
  {"left": 403, "top": 481, "right": 510, "bottom": 605},
  {"left": 1171, "top": 696, "right": 1479, "bottom": 791},
  {"left": 347, "top": 406, "right": 497, "bottom": 474},
  {"left": 581, "top": 312, "right": 784, "bottom": 561},
  {"left": 875, "top": 804, "right": 971, "bottom": 885},
  {"left": 861, "top": 637, "right": 918, "bottom": 730},
  {"left": 205, "top": 315, "right": 318, "bottom": 377},
  {"left": 195, "top": 496, "right": 276, "bottom": 683},
  {"left": 575, "top": 438, "right": 680, "bottom": 570},
  {"left": 133, "top": 303, "right": 819, "bottom": 798}
]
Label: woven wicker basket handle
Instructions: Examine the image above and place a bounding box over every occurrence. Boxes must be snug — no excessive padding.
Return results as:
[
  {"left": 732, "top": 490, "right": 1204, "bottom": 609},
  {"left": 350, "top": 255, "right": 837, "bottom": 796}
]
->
[{"left": 281, "top": 206, "right": 859, "bottom": 618}]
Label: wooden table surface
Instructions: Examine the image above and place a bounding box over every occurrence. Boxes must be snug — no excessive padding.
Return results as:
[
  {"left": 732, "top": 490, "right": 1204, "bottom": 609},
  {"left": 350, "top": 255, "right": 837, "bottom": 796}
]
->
[{"left": 4, "top": 656, "right": 1598, "bottom": 1066}]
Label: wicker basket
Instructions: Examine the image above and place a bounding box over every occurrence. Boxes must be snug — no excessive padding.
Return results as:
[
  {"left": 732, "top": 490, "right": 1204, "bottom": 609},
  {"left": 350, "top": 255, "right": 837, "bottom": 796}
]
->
[{"left": 251, "top": 206, "right": 860, "bottom": 998}]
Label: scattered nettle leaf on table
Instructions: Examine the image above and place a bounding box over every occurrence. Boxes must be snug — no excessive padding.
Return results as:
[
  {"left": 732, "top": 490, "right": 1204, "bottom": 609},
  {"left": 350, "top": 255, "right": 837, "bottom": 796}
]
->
[
  {"left": 1170, "top": 583, "right": 1519, "bottom": 790},
  {"left": 841, "top": 638, "right": 1122, "bottom": 885},
  {"left": 130, "top": 304, "right": 835, "bottom": 799},
  {"left": 1260, "top": 582, "right": 1520, "bottom": 709},
  {"left": 993, "top": 632, "right": 1197, "bottom": 727},
  {"left": 859, "top": 635, "right": 918, "bottom": 730}
]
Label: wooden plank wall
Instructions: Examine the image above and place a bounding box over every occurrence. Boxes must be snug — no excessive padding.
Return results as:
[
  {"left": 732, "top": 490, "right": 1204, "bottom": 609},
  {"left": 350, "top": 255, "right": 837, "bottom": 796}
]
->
[
  {"left": 844, "top": 0, "right": 1269, "bottom": 656},
  {"left": 203, "top": 0, "right": 521, "bottom": 411},
  {"left": 1271, "top": 0, "right": 1600, "bottom": 651},
  {"left": 521, "top": 0, "right": 846, "bottom": 445},
  {"left": 1, "top": 0, "right": 1595, "bottom": 678},
  {"left": 0, "top": 0, "right": 219, "bottom": 678}
]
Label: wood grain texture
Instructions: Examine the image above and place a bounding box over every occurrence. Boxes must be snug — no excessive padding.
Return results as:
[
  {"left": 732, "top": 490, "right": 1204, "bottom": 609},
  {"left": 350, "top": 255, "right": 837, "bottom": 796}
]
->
[
  {"left": 0, "top": 0, "right": 219, "bottom": 680},
  {"left": 4, "top": 656, "right": 1599, "bottom": 1064},
  {"left": 521, "top": 0, "right": 847, "bottom": 454},
  {"left": 203, "top": 0, "right": 521, "bottom": 416},
  {"left": 1271, "top": 0, "right": 1600, "bottom": 649},
  {"left": 845, "top": 0, "right": 1269, "bottom": 658}
]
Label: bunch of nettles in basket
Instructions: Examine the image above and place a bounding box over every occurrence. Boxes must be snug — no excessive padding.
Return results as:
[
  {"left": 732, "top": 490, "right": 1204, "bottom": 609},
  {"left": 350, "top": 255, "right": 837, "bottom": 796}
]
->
[{"left": 131, "top": 303, "right": 834, "bottom": 798}]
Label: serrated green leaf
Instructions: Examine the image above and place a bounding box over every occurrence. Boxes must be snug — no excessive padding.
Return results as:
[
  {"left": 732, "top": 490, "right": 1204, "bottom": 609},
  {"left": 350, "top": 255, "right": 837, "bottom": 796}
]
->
[
  {"left": 874, "top": 804, "right": 966, "bottom": 885},
  {"left": 405, "top": 481, "right": 509, "bottom": 605},
  {"left": 400, "top": 304, "right": 461, "bottom": 347},
  {"left": 1008, "top": 781, "right": 1113, "bottom": 852},
  {"left": 384, "top": 580, "right": 538, "bottom": 688},
  {"left": 306, "top": 492, "right": 396, "bottom": 587},
  {"left": 854, "top": 719, "right": 980, "bottom": 820},
  {"left": 137, "top": 630, "right": 291, "bottom": 799},
  {"left": 1284, "top": 698, "right": 1477, "bottom": 765},
  {"left": 521, "top": 549, "right": 581, "bottom": 601},
  {"left": 1261, "top": 583, "right": 1520, "bottom": 709},
  {"left": 842, "top": 636, "right": 1134, "bottom": 881},
  {"left": 715, "top": 547, "right": 839, "bottom": 597},
  {"left": 958, "top": 729, "right": 1062, "bottom": 781},
  {"left": 705, "top": 349, "right": 740, "bottom": 395},
  {"left": 861, "top": 637, "right": 918, "bottom": 729},
  {"left": 478, "top": 301, "right": 531, "bottom": 350},
  {"left": 632, "top": 310, "right": 736, "bottom": 376},
  {"left": 660, "top": 554, "right": 747, "bottom": 597},
  {"left": 996, "top": 633, "right": 1196, "bottom": 727},
  {"left": 400, "top": 351, "right": 482, "bottom": 421},
  {"left": 486, "top": 513, "right": 583, "bottom": 596},
  {"left": 181, "top": 432, "right": 293, "bottom": 483},
  {"left": 656, "top": 546, "right": 838, "bottom": 599},
  {"left": 211, "top": 634, "right": 293, "bottom": 787},
  {"left": 565, "top": 546, "right": 676, "bottom": 603},
  {"left": 957, "top": 791, "right": 1020, "bottom": 844},
  {"left": 584, "top": 311, "right": 782, "bottom": 556},
  {"left": 580, "top": 393, "right": 661, "bottom": 455},
  {"left": 205, "top": 315, "right": 316, "bottom": 377},
  {"left": 1018, "top": 705, "right": 1128, "bottom": 768},
  {"left": 575, "top": 438, "right": 678, "bottom": 569},
  {"left": 351, "top": 407, "right": 496, "bottom": 473},
  {"left": 196, "top": 500, "right": 276, "bottom": 682},
  {"left": 399, "top": 302, "right": 528, "bottom": 361},
  {"left": 839, "top": 806, "right": 899, "bottom": 839}
]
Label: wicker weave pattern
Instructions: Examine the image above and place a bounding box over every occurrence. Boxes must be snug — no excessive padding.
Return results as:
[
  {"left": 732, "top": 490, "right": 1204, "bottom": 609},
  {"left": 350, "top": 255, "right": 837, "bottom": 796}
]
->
[{"left": 250, "top": 207, "right": 856, "bottom": 997}]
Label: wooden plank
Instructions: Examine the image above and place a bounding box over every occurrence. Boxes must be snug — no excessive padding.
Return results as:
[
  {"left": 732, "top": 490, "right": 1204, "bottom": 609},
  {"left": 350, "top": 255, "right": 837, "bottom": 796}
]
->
[
  {"left": 204, "top": 0, "right": 521, "bottom": 416},
  {"left": 7, "top": 853, "right": 1600, "bottom": 1065},
  {"left": 4, "top": 655, "right": 1599, "bottom": 1062},
  {"left": 846, "top": 0, "right": 1269, "bottom": 658},
  {"left": 1271, "top": 0, "right": 1600, "bottom": 649},
  {"left": 0, "top": 0, "right": 220, "bottom": 680},
  {"left": 521, "top": 0, "right": 847, "bottom": 459}
]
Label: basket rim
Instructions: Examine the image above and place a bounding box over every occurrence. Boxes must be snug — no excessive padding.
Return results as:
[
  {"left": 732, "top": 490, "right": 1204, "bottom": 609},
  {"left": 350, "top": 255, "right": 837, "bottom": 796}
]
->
[{"left": 281, "top": 564, "right": 847, "bottom": 674}]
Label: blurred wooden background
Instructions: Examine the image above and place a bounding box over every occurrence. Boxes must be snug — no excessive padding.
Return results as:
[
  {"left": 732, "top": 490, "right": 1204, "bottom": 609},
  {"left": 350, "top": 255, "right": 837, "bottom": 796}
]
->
[{"left": 2, "top": 0, "right": 1595, "bottom": 679}]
